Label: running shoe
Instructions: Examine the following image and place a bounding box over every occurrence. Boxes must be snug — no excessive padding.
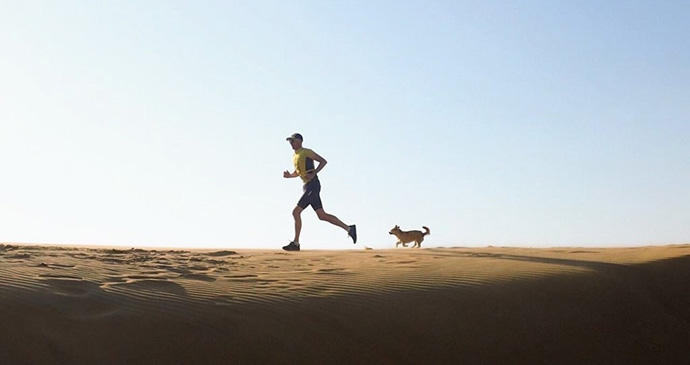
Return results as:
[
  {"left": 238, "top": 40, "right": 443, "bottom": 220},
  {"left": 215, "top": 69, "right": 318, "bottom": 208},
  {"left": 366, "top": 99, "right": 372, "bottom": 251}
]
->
[
  {"left": 282, "top": 241, "right": 300, "bottom": 251},
  {"left": 348, "top": 225, "right": 357, "bottom": 244}
]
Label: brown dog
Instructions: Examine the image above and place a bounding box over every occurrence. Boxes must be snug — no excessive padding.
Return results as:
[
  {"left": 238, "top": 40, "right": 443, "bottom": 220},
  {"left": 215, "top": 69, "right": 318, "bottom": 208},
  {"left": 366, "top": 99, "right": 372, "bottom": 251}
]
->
[{"left": 389, "top": 225, "right": 430, "bottom": 248}]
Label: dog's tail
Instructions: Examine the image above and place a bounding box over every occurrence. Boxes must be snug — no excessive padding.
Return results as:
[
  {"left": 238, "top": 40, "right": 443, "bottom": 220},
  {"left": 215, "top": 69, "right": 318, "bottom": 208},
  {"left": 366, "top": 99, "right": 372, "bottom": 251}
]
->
[{"left": 422, "top": 226, "right": 430, "bottom": 236}]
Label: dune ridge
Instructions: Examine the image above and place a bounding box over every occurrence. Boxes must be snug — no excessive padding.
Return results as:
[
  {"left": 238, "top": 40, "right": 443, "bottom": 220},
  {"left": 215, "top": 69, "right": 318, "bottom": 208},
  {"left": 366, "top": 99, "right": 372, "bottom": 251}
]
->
[{"left": 2, "top": 243, "right": 690, "bottom": 364}]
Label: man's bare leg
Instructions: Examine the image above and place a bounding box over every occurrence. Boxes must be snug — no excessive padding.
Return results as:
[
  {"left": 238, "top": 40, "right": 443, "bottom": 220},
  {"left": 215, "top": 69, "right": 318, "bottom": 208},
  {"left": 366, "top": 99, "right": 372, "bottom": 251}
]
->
[
  {"left": 315, "top": 208, "right": 349, "bottom": 230},
  {"left": 316, "top": 208, "right": 357, "bottom": 243},
  {"left": 292, "top": 206, "right": 304, "bottom": 243}
]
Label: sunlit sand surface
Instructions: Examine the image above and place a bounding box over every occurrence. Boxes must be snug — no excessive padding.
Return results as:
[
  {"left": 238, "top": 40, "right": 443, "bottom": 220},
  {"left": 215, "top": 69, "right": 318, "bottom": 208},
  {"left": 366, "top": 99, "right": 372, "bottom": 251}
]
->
[{"left": 2, "top": 243, "right": 689, "bottom": 364}]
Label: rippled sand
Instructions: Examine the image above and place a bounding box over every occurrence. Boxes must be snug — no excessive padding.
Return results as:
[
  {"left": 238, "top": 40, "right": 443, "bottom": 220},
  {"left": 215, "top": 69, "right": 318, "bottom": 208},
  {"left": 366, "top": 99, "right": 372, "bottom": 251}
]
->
[{"left": 2, "top": 243, "right": 689, "bottom": 364}]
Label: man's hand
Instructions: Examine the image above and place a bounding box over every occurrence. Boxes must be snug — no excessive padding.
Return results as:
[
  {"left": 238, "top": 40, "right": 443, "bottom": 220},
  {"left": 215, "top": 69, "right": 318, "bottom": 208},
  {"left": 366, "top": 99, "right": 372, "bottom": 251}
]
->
[{"left": 283, "top": 170, "right": 293, "bottom": 178}]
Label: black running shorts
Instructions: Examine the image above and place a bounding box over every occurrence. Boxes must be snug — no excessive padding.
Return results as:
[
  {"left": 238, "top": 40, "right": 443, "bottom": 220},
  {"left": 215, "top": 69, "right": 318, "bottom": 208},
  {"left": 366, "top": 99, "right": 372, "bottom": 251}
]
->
[{"left": 297, "top": 177, "right": 323, "bottom": 211}]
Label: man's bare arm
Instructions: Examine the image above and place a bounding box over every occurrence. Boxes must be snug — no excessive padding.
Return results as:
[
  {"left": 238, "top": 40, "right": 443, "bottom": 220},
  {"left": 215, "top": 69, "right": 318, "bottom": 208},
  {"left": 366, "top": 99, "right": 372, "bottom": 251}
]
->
[
  {"left": 310, "top": 151, "right": 327, "bottom": 175},
  {"left": 283, "top": 170, "right": 298, "bottom": 178}
]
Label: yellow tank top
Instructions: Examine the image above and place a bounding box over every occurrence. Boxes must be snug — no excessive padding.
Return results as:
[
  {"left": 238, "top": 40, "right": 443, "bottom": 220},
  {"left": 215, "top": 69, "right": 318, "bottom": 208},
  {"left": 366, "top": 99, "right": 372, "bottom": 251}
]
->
[{"left": 293, "top": 148, "right": 316, "bottom": 183}]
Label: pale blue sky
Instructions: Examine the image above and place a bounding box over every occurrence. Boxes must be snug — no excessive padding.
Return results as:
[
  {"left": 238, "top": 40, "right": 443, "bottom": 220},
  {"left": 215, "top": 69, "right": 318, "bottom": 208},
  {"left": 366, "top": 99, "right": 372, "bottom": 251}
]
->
[{"left": 1, "top": 1, "right": 688, "bottom": 249}]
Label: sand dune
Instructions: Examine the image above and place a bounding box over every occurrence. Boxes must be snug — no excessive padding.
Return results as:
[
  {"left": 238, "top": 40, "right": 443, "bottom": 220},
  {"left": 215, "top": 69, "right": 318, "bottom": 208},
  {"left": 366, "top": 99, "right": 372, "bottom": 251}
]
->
[{"left": 2, "top": 243, "right": 689, "bottom": 364}]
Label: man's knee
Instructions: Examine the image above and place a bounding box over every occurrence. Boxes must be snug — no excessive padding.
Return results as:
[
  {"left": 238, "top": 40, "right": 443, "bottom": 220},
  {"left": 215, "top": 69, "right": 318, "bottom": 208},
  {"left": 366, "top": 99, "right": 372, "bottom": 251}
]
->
[
  {"left": 316, "top": 209, "right": 329, "bottom": 221},
  {"left": 293, "top": 207, "right": 303, "bottom": 218}
]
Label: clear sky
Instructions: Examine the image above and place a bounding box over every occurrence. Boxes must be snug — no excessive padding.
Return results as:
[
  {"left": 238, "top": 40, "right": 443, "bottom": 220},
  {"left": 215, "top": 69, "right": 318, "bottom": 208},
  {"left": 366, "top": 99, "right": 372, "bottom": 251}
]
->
[{"left": 2, "top": 1, "right": 688, "bottom": 249}]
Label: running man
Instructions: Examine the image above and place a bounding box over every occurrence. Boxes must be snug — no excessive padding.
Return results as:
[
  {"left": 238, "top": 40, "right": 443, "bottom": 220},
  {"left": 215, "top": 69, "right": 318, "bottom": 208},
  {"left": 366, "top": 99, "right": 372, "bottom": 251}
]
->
[{"left": 282, "top": 133, "right": 356, "bottom": 251}]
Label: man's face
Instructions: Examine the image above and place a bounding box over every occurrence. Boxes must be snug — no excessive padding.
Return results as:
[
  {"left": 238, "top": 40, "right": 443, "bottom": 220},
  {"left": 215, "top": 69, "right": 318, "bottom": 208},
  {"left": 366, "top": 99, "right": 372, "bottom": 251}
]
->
[{"left": 288, "top": 138, "right": 302, "bottom": 150}]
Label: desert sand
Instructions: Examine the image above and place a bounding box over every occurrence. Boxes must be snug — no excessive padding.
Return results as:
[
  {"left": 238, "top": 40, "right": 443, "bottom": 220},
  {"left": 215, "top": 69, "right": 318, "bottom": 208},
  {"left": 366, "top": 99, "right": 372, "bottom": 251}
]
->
[{"left": 2, "top": 243, "right": 689, "bottom": 364}]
